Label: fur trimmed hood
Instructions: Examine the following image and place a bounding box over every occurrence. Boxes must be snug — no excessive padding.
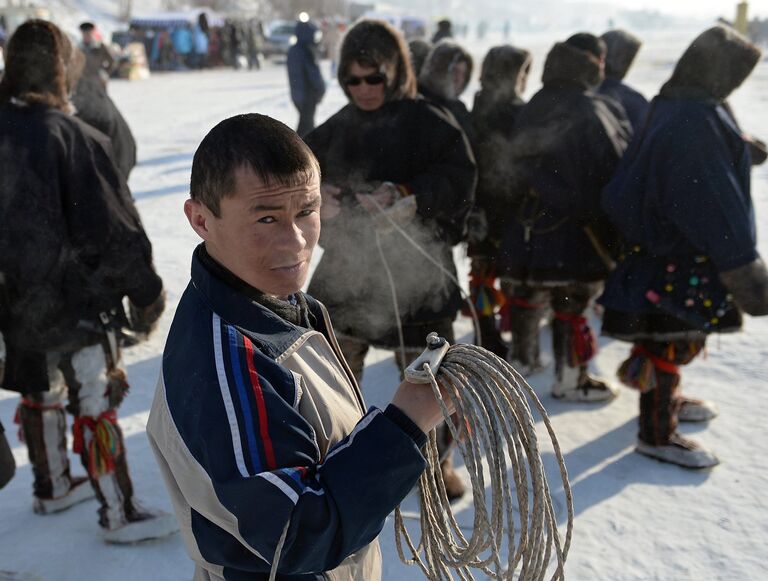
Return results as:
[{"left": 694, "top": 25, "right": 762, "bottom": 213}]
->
[
  {"left": 602, "top": 29, "right": 641, "bottom": 80},
  {"left": 542, "top": 41, "right": 603, "bottom": 89},
  {"left": 479, "top": 44, "right": 532, "bottom": 99},
  {"left": 661, "top": 26, "right": 762, "bottom": 101},
  {"left": 0, "top": 19, "right": 75, "bottom": 113},
  {"left": 418, "top": 40, "right": 473, "bottom": 100},
  {"left": 338, "top": 19, "right": 417, "bottom": 104},
  {"left": 408, "top": 39, "right": 431, "bottom": 77}
]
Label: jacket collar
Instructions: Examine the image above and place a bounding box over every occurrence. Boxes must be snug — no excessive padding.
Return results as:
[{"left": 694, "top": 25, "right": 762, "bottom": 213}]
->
[{"left": 189, "top": 245, "right": 310, "bottom": 358}]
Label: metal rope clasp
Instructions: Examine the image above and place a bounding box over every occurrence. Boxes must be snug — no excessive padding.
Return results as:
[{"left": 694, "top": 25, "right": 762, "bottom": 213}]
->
[{"left": 404, "top": 333, "right": 451, "bottom": 384}]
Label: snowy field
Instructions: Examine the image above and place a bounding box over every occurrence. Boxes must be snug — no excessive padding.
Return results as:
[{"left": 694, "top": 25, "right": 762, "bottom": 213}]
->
[{"left": 2, "top": 28, "right": 768, "bottom": 580}]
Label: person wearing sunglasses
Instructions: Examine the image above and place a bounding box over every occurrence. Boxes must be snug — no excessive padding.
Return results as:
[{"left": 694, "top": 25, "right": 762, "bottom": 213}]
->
[{"left": 303, "top": 19, "right": 476, "bottom": 501}]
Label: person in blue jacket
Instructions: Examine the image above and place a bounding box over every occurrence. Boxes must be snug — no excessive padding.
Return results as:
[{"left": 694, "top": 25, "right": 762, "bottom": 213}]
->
[
  {"left": 600, "top": 26, "right": 768, "bottom": 469},
  {"left": 494, "top": 33, "right": 631, "bottom": 401},
  {"left": 598, "top": 29, "right": 649, "bottom": 131},
  {"left": 147, "top": 113, "right": 453, "bottom": 580},
  {"left": 172, "top": 24, "right": 193, "bottom": 69},
  {"left": 287, "top": 18, "right": 326, "bottom": 136}
]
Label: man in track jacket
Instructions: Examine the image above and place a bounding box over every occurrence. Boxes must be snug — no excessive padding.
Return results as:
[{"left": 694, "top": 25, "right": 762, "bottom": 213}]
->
[{"left": 147, "top": 114, "right": 448, "bottom": 580}]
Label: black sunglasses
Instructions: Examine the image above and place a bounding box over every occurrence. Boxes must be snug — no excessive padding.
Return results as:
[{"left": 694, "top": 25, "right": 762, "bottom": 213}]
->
[{"left": 343, "top": 73, "right": 386, "bottom": 87}]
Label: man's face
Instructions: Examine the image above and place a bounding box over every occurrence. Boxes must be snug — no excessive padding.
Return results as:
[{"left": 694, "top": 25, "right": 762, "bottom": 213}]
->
[
  {"left": 81, "top": 29, "right": 93, "bottom": 45},
  {"left": 185, "top": 166, "right": 321, "bottom": 298}
]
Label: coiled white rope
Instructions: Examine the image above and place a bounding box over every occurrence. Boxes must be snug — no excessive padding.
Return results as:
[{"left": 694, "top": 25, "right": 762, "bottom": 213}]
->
[{"left": 395, "top": 344, "right": 573, "bottom": 580}]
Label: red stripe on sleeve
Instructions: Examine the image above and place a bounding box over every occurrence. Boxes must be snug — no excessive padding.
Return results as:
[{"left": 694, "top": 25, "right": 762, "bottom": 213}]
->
[{"left": 242, "top": 336, "right": 277, "bottom": 470}]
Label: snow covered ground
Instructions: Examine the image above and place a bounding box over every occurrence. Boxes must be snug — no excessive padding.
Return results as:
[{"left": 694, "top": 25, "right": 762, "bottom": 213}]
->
[{"left": 2, "top": 28, "right": 768, "bottom": 580}]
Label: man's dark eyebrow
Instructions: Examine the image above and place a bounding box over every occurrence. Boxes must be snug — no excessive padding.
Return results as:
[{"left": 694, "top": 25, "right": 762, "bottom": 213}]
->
[{"left": 250, "top": 203, "right": 283, "bottom": 212}]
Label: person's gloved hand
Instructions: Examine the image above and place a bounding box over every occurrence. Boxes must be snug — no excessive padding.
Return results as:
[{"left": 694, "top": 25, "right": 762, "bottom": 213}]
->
[
  {"left": 129, "top": 289, "right": 166, "bottom": 338},
  {"left": 719, "top": 258, "right": 768, "bottom": 316}
]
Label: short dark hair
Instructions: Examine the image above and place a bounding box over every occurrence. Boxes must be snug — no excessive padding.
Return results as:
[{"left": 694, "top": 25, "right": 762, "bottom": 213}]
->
[
  {"left": 565, "top": 33, "right": 606, "bottom": 59},
  {"left": 190, "top": 114, "right": 320, "bottom": 216},
  {"left": 79, "top": 22, "right": 95, "bottom": 32}
]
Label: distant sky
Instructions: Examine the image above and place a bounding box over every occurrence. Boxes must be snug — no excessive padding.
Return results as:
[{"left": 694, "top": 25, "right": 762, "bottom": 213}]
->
[{"left": 593, "top": 0, "right": 768, "bottom": 18}]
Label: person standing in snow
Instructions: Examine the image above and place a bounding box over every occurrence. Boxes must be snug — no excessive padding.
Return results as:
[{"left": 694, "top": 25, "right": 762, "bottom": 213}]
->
[
  {"left": 0, "top": 21, "right": 176, "bottom": 542},
  {"left": 600, "top": 26, "right": 768, "bottom": 468},
  {"left": 148, "top": 112, "right": 455, "bottom": 579},
  {"left": 598, "top": 29, "right": 650, "bottom": 132},
  {"left": 78, "top": 22, "right": 115, "bottom": 85},
  {"left": 192, "top": 21, "right": 209, "bottom": 69},
  {"left": 304, "top": 19, "right": 476, "bottom": 501},
  {"left": 71, "top": 45, "right": 138, "bottom": 180},
  {"left": 287, "top": 18, "right": 325, "bottom": 137},
  {"left": 245, "top": 18, "right": 263, "bottom": 71},
  {"left": 495, "top": 33, "right": 631, "bottom": 399},
  {"left": 171, "top": 23, "right": 193, "bottom": 69},
  {"left": 467, "top": 45, "right": 533, "bottom": 359}
]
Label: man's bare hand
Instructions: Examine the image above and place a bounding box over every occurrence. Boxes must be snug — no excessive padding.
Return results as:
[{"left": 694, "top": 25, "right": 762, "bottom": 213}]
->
[
  {"left": 390, "top": 379, "right": 455, "bottom": 434},
  {"left": 320, "top": 184, "right": 342, "bottom": 220}
]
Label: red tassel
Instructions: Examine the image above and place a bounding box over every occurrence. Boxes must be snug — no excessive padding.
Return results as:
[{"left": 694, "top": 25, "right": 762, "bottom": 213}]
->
[
  {"left": 554, "top": 312, "right": 597, "bottom": 366},
  {"left": 72, "top": 411, "right": 121, "bottom": 476},
  {"left": 13, "top": 403, "right": 23, "bottom": 443},
  {"left": 632, "top": 346, "right": 679, "bottom": 375}
]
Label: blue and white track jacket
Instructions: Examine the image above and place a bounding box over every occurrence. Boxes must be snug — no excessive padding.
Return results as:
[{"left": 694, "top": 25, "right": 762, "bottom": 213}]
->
[{"left": 147, "top": 252, "right": 428, "bottom": 580}]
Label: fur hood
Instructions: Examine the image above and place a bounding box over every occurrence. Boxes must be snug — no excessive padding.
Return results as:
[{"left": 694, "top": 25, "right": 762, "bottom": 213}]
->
[
  {"left": 0, "top": 20, "right": 75, "bottom": 113},
  {"left": 418, "top": 40, "right": 473, "bottom": 100},
  {"left": 408, "top": 39, "right": 431, "bottom": 77},
  {"left": 661, "top": 26, "right": 762, "bottom": 101},
  {"left": 542, "top": 41, "right": 603, "bottom": 89},
  {"left": 479, "top": 44, "right": 531, "bottom": 100},
  {"left": 602, "top": 29, "right": 641, "bottom": 80},
  {"left": 338, "top": 19, "right": 416, "bottom": 104}
]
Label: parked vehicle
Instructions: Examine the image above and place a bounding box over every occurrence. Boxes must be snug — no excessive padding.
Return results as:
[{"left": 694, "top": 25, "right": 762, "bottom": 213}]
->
[{"left": 263, "top": 19, "right": 296, "bottom": 58}]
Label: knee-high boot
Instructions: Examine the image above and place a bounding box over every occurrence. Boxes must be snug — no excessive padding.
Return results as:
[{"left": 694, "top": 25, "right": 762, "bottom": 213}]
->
[
  {"left": 620, "top": 341, "right": 719, "bottom": 468},
  {"left": 551, "top": 314, "right": 617, "bottom": 402},
  {"left": 17, "top": 398, "right": 93, "bottom": 513},
  {"left": 508, "top": 303, "right": 543, "bottom": 374},
  {"left": 73, "top": 410, "right": 178, "bottom": 542}
]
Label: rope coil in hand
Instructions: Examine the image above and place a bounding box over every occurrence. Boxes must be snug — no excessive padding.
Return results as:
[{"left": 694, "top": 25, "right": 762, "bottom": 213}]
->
[{"left": 395, "top": 343, "right": 574, "bottom": 580}]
